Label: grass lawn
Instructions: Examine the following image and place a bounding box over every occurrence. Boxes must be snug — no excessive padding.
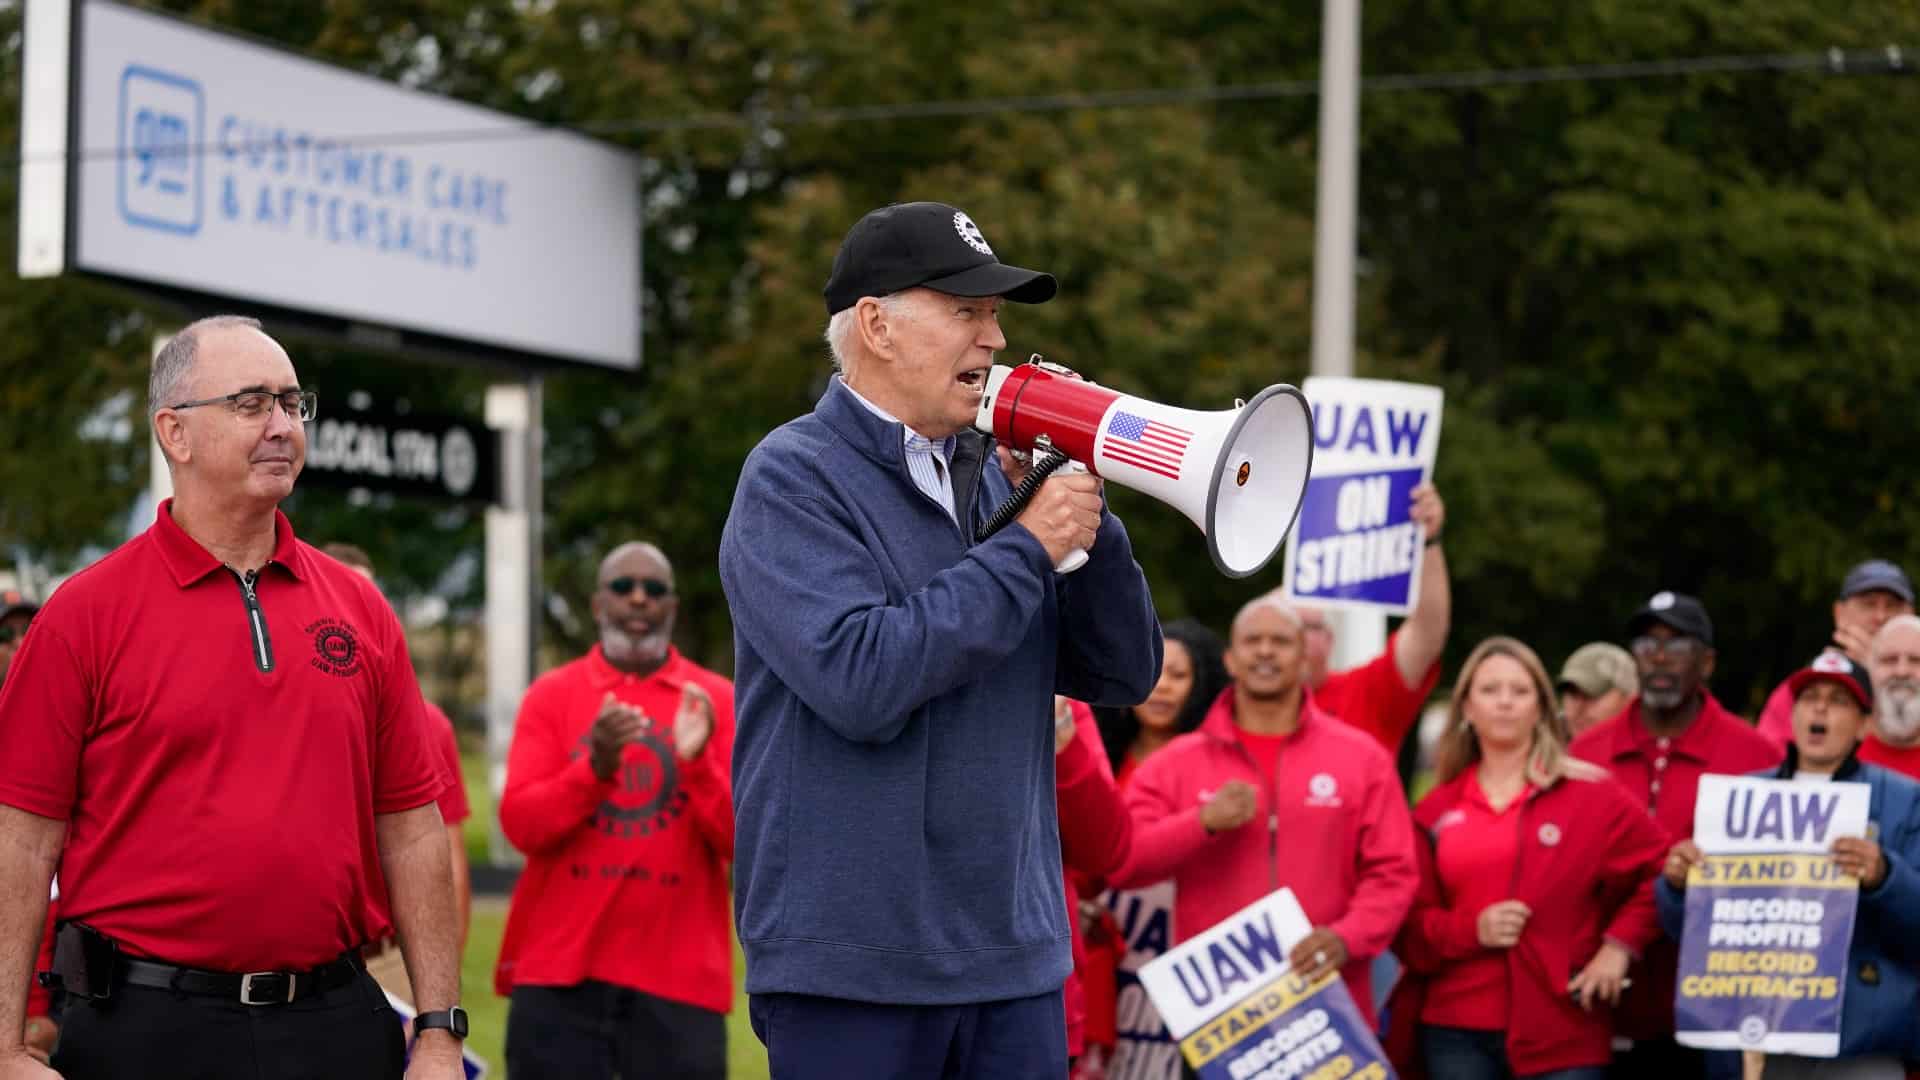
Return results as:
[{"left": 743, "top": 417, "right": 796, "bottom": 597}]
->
[{"left": 458, "top": 748, "right": 769, "bottom": 1079}]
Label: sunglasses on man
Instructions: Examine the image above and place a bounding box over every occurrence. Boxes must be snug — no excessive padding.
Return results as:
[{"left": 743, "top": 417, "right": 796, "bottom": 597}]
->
[
  {"left": 605, "top": 576, "right": 672, "bottom": 599},
  {"left": 0, "top": 623, "right": 29, "bottom": 646}
]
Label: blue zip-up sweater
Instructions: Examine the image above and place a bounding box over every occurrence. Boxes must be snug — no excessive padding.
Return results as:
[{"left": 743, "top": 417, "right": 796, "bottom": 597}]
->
[
  {"left": 718, "top": 377, "right": 1163, "bottom": 1005},
  {"left": 1656, "top": 746, "right": 1920, "bottom": 1062}
]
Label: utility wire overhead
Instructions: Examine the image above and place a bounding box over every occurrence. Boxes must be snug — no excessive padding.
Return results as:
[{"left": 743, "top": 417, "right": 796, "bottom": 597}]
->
[{"left": 17, "top": 45, "right": 1912, "bottom": 168}]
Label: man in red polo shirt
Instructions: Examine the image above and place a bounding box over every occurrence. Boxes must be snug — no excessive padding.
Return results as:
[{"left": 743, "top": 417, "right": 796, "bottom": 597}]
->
[
  {"left": 0, "top": 315, "right": 463, "bottom": 1080},
  {"left": 1863, "top": 615, "right": 1920, "bottom": 778},
  {"left": 1113, "top": 597, "right": 1419, "bottom": 1030},
  {"left": 1268, "top": 483, "right": 1449, "bottom": 754},
  {"left": 1569, "top": 590, "right": 1780, "bottom": 1079},
  {"left": 319, "top": 541, "right": 475, "bottom": 1000},
  {"left": 496, "top": 541, "right": 734, "bottom": 1080}
]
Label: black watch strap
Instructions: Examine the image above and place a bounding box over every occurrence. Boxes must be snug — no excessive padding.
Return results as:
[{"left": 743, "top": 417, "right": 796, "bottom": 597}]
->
[{"left": 414, "top": 1006, "right": 469, "bottom": 1040}]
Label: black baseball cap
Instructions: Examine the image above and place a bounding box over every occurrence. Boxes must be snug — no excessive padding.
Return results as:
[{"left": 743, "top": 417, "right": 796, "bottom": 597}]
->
[
  {"left": 1839, "top": 559, "right": 1914, "bottom": 605},
  {"left": 823, "top": 202, "right": 1057, "bottom": 317},
  {"left": 1627, "top": 590, "right": 1714, "bottom": 647},
  {"left": 1786, "top": 650, "right": 1873, "bottom": 711}
]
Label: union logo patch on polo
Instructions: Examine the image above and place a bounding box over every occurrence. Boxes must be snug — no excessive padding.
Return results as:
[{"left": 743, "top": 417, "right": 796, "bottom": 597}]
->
[
  {"left": 305, "top": 618, "right": 362, "bottom": 678},
  {"left": 1537, "top": 822, "right": 1563, "bottom": 847}
]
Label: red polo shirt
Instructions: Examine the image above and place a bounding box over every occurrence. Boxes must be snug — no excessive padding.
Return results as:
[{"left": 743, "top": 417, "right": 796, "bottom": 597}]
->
[
  {"left": 494, "top": 645, "right": 736, "bottom": 1014},
  {"left": 1568, "top": 694, "right": 1781, "bottom": 1038},
  {"left": 1419, "top": 773, "right": 1531, "bottom": 1031},
  {"left": 0, "top": 501, "right": 448, "bottom": 972}
]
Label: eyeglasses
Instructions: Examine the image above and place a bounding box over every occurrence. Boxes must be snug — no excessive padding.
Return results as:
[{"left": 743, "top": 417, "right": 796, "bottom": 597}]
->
[
  {"left": 168, "top": 389, "right": 318, "bottom": 423},
  {"left": 606, "top": 576, "right": 672, "bottom": 599},
  {"left": 1630, "top": 635, "right": 1702, "bottom": 660},
  {"left": 0, "top": 623, "right": 28, "bottom": 646}
]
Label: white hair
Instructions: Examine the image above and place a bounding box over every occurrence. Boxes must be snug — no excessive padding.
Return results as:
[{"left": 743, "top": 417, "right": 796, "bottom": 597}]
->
[
  {"left": 823, "top": 292, "right": 915, "bottom": 375},
  {"left": 1874, "top": 614, "right": 1920, "bottom": 653}
]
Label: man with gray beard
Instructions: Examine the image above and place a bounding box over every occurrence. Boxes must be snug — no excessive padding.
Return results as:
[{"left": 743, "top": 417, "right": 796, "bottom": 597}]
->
[
  {"left": 1569, "top": 591, "right": 1779, "bottom": 1080},
  {"left": 495, "top": 542, "right": 737, "bottom": 1080},
  {"left": 1863, "top": 614, "right": 1920, "bottom": 777}
]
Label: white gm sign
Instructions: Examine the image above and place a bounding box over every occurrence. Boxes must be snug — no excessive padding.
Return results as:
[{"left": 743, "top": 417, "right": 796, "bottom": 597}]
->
[{"left": 26, "top": 0, "right": 641, "bottom": 369}]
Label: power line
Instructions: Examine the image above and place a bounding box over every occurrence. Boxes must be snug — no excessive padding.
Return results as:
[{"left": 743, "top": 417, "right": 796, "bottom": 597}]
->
[{"left": 20, "top": 45, "right": 1913, "bottom": 168}]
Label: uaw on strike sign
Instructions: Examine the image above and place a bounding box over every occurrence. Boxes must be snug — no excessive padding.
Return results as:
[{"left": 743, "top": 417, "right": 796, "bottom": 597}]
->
[
  {"left": 1139, "top": 889, "right": 1393, "bottom": 1080},
  {"left": 1675, "top": 775, "right": 1869, "bottom": 1057},
  {"left": 1281, "top": 378, "right": 1442, "bottom": 615}
]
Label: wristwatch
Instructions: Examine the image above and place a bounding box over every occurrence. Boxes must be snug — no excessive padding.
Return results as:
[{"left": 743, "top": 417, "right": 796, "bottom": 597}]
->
[{"left": 414, "top": 1006, "right": 469, "bottom": 1040}]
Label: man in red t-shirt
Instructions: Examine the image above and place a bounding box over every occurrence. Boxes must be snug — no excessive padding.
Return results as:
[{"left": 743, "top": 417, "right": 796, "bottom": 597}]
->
[
  {"left": 0, "top": 316, "right": 462, "bottom": 1080},
  {"left": 1863, "top": 615, "right": 1920, "bottom": 778},
  {"left": 1569, "top": 590, "right": 1781, "bottom": 1080},
  {"left": 320, "top": 541, "right": 475, "bottom": 1002},
  {"left": 1271, "top": 484, "right": 1449, "bottom": 754},
  {"left": 496, "top": 541, "right": 735, "bottom": 1080}
]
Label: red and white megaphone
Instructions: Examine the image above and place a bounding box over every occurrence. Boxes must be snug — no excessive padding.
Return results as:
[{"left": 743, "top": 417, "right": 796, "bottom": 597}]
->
[{"left": 974, "top": 357, "right": 1314, "bottom": 578}]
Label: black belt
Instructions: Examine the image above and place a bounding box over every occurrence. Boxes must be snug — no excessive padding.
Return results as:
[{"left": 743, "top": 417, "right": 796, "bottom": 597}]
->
[{"left": 119, "top": 954, "right": 362, "bottom": 1006}]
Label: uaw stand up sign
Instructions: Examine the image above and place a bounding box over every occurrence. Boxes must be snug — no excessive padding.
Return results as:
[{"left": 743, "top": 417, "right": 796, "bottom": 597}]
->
[
  {"left": 1675, "top": 775, "right": 1870, "bottom": 1057},
  {"left": 1281, "top": 378, "right": 1442, "bottom": 615},
  {"left": 1139, "top": 889, "right": 1394, "bottom": 1080}
]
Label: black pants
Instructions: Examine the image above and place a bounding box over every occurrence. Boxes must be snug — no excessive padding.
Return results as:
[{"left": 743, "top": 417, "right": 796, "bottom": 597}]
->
[
  {"left": 51, "top": 969, "right": 403, "bottom": 1080},
  {"left": 1607, "top": 1037, "right": 1713, "bottom": 1079},
  {"left": 507, "top": 981, "right": 726, "bottom": 1080}
]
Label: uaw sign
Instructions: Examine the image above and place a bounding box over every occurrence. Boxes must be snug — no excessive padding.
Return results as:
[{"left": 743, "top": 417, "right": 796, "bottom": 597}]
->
[
  {"left": 1675, "top": 775, "right": 1870, "bottom": 1057},
  {"left": 301, "top": 409, "right": 497, "bottom": 504},
  {"left": 1280, "top": 378, "right": 1442, "bottom": 615},
  {"left": 1139, "top": 889, "right": 1394, "bottom": 1080}
]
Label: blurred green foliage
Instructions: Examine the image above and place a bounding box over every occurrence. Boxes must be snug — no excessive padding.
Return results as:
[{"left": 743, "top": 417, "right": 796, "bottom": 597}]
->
[{"left": 3, "top": 1, "right": 1918, "bottom": 715}]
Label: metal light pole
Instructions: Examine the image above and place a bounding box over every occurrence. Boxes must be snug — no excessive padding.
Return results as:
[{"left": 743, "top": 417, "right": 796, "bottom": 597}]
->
[{"left": 1309, "top": 0, "right": 1386, "bottom": 667}]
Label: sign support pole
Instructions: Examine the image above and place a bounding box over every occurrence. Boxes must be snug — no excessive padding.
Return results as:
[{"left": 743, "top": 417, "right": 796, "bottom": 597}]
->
[{"left": 484, "top": 380, "right": 539, "bottom": 869}]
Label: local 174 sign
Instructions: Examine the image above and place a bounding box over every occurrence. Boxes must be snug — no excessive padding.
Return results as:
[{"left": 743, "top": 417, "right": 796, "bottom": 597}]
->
[
  {"left": 1675, "top": 775, "right": 1870, "bottom": 1057},
  {"left": 1138, "top": 889, "right": 1394, "bottom": 1080},
  {"left": 300, "top": 409, "right": 497, "bottom": 503},
  {"left": 1281, "top": 378, "right": 1442, "bottom": 615}
]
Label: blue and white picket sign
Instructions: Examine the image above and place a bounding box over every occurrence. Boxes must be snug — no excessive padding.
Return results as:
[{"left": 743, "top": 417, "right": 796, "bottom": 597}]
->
[
  {"left": 1674, "top": 776, "right": 1870, "bottom": 1057},
  {"left": 1281, "top": 378, "right": 1443, "bottom": 615},
  {"left": 1138, "top": 889, "right": 1394, "bottom": 1080},
  {"left": 1103, "top": 880, "right": 1183, "bottom": 1080}
]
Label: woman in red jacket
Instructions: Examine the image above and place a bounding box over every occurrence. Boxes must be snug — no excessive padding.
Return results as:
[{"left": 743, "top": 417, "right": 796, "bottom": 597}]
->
[{"left": 1387, "top": 636, "right": 1668, "bottom": 1080}]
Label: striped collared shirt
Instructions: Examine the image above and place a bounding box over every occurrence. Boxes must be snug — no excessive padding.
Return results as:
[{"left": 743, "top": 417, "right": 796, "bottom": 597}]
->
[{"left": 839, "top": 378, "right": 958, "bottom": 525}]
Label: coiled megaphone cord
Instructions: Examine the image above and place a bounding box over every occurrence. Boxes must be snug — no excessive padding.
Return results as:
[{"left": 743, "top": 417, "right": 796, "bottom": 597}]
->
[{"left": 977, "top": 449, "right": 1073, "bottom": 543}]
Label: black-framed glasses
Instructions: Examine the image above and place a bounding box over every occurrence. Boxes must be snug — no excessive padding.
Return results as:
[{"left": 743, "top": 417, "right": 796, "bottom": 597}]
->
[
  {"left": 1630, "top": 635, "right": 1702, "bottom": 661},
  {"left": 0, "top": 623, "right": 28, "bottom": 646},
  {"left": 168, "top": 389, "right": 318, "bottom": 423},
  {"left": 606, "top": 576, "right": 672, "bottom": 599}
]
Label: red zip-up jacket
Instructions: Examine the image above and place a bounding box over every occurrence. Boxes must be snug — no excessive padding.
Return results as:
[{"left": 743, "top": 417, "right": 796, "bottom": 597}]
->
[
  {"left": 494, "top": 646, "right": 736, "bottom": 1013},
  {"left": 1111, "top": 687, "right": 1417, "bottom": 1026},
  {"left": 1386, "top": 768, "right": 1669, "bottom": 1077},
  {"left": 1568, "top": 693, "right": 1780, "bottom": 1039},
  {"left": 1058, "top": 699, "right": 1131, "bottom": 1059}
]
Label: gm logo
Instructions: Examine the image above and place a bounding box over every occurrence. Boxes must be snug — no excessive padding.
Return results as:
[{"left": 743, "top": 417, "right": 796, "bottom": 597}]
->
[{"left": 117, "top": 65, "right": 203, "bottom": 235}]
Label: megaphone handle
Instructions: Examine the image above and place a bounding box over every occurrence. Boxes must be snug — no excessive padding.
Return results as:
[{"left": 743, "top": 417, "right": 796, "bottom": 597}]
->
[{"left": 1053, "top": 460, "right": 1090, "bottom": 575}]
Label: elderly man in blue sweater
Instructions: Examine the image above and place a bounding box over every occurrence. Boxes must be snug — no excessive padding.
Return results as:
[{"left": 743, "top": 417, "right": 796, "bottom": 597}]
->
[{"left": 719, "top": 201, "right": 1162, "bottom": 1080}]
